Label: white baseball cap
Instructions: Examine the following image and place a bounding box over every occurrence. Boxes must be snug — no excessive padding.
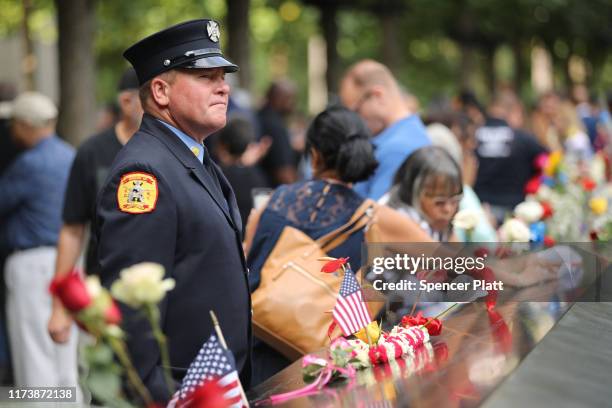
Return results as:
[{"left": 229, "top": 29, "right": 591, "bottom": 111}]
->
[{"left": 11, "top": 92, "right": 58, "bottom": 127}]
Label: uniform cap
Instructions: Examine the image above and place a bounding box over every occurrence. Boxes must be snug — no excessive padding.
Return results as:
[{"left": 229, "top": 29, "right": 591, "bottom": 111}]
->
[{"left": 123, "top": 19, "right": 238, "bottom": 85}]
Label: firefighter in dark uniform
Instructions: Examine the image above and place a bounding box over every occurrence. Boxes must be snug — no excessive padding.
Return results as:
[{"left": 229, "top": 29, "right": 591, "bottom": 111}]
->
[{"left": 95, "top": 19, "right": 251, "bottom": 402}]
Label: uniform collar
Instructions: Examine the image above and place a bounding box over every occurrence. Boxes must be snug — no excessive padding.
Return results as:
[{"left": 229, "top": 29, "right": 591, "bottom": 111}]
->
[{"left": 157, "top": 119, "right": 204, "bottom": 163}]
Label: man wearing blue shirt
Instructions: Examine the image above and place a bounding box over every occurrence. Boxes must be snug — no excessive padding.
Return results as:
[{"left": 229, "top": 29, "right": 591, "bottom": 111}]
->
[
  {"left": 0, "top": 92, "right": 78, "bottom": 392},
  {"left": 339, "top": 60, "right": 430, "bottom": 200}
]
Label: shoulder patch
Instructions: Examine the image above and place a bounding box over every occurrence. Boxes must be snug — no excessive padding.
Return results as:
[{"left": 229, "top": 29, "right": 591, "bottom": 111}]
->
[{"left": 117, "top": 172, "right": 158, "bottom": 214}]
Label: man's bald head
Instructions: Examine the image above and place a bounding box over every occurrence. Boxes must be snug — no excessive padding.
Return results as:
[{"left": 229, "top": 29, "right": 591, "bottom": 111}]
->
[
  {"left": 339, "top": 59, "right": 410, "bottom": 136},
  {"left": 342, "top": 59, "right": 399, "bottom": 94}
]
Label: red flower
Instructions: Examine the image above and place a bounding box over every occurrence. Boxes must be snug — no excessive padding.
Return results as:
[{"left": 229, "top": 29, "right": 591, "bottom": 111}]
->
[
  {"left": 473, "top": 247, "right": 489, "bottom": 258},
  {"left": 320, "top": 257, "right": 349, "bottom": 273},
  {"left": 581, "top": 177, "right": 596, "bottom": 192},
  {"left": 590, "top": 230, "right": 599, "bottom": 241},
  {"left": 540, "top": 201, "right": 553, "bottom": 219},
  {"left": 401, "top": 312, "right": 442, "bottom": 336},
  {"left": 524, "top": 176, "right": 541, "bottom": 195},
  {"left": 533, "top": 153, "right": 549, "bottom": 171},
  {"left": 49, "top": 270, "right": 91, "bottom": 312},
  {"left": 401, "top": 312, "right": 427, "bottom": 327},
  {"left": 543, "top": 236, "right": 555, "bottom": 248},
  {"left": 104, "top": 300, "right": 122, "bottom": 325}
]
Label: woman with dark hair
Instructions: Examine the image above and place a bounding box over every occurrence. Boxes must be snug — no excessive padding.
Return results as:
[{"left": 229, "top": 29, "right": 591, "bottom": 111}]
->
[
  {"left": 381, "top": 146, "right": 463, "bottom": 241},
  {"left": 244, "top": 106, "right": 431, "bottom": 384}
]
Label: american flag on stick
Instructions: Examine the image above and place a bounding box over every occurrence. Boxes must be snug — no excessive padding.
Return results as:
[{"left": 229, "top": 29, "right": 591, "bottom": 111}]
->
[
  {"left": 169, "top": 311, "right": 249, "bottom": 408},
  {"left": 176, "top": 333, "right": 244, "bottom": 407},
  {"left": 332, "top": 267, "right": 372, "bottom": 336}
]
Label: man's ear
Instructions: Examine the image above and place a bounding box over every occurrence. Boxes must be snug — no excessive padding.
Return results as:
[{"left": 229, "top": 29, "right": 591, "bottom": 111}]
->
[{"left": 150, "top": 77, "right": 171, "bottom": 107}]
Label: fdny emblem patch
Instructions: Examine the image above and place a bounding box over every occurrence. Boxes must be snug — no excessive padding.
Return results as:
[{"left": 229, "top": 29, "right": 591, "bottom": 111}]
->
[{"left": 117, "top": 172, "right": 158, "bottom": 214}]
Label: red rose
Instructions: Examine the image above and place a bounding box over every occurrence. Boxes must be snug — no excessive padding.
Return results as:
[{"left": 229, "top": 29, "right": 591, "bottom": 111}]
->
[
  {"left": 423, "top": 318, "right": 443, "bottom": 336},
  {"left": 104, "top": 300, "right": 122, "bottom": 325},
  {"left": 321, "top": 257, "right": 350, "bottom": 273},
  {"left": 543, "top": 236, "right": 555, "bottom": 248},
  {"left": 401, "top": 312, "right": 442, "bottom": 336},
  {"left": 590, "top": 230, "right": 599, "bottom": 241},
  {"left": 540, "top": 201, "right": 553, "bottom": 219},
  {"left": 524, "top": 176, "right": 541, "bottom": 195},
  {"left": 581, "top": 177, "right": 596, "bottom": 192},
  {"left": 49, "top": 271, "right": 91, "bottom": 312},
  {"left": 473, "top": 247, "right": 489, "bottom": 258},
  {"left": 401, "top": 312, "right": 427, "bottom": 327}
]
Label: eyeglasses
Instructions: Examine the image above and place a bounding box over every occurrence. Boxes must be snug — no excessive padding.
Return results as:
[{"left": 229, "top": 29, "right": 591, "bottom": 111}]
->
[{"left": 423, "top": 194, "right": 463, "bottom": 208}]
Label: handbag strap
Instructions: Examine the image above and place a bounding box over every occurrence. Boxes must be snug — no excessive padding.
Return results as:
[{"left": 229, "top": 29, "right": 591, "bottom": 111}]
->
[{"left": 312, "top": 199, "right": 376, "bottom": 254}]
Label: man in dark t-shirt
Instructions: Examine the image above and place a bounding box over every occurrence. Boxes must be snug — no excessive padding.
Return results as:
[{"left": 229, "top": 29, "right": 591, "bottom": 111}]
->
[
  {"left": 474, "top": 92, "right": 547, "bottom": 223},
  {"left": 215, "top": 115, "right": 270, "bottom": 233},
  {"left": 257, "top": 80, "right": 298, "bottom": 187},
  {"left": 47, "top": 68, "right": 142, "bottom": 345}
]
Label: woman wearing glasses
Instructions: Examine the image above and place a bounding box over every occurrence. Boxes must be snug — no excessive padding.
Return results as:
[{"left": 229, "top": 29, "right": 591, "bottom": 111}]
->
[{"left": 380, "top": 146, "right": 463, "bottom": 242}]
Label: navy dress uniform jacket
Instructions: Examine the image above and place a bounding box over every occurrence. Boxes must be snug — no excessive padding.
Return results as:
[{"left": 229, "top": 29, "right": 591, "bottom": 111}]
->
[{"left": 95, "top": 113, "right": 251, "bottom": 401}]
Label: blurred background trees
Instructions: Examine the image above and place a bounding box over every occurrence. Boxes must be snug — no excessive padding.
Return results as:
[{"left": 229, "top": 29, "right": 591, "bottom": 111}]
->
[{"left": 1, "top": 0, "right": 611, "bottom": 143}]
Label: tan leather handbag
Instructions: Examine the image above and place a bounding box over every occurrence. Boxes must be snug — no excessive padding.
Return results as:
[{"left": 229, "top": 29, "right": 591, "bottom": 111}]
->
[{"left": 251, "top": 199, "right": 377, "bottom": 361}]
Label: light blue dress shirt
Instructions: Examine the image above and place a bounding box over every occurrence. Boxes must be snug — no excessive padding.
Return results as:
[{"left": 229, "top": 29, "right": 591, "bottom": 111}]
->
[
  {"left": 159, "top": 120, "right": 204, "bottom": 163},
  {"left": 354, "top": 115, "right": 430, "bottom": 200}
]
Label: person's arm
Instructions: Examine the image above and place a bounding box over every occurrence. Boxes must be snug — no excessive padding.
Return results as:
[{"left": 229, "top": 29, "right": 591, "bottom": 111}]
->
[
  {"left": 97, "top": 165, "right": 179, "bottom": 400},
  {"left": 48, "top": 223, "right": 86, "bottom": 343},
  {"left": 0, "top": 159, "right": 28, "bottom": 217}
]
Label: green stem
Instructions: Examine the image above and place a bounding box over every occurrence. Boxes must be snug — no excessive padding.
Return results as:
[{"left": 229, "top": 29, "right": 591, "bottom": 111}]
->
[
  {"left": 144, "top": 304, "right": 175, "bottom": 394},
  {"left": 107, "top": 336, "right": 153, "bottom": 406}
]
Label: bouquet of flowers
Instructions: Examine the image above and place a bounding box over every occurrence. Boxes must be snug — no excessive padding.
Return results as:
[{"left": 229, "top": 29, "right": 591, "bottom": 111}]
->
[{"left": 50, "top": 263, "right": 176, "bottom": 407}]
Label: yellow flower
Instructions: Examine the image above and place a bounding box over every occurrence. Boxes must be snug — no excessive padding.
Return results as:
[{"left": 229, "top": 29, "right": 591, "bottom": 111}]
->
[
  {"left": 111, "top": 262, "right": 175, "bottom": 308},
  {"left": 544, "top": 151, "right": 563, "bottom": 177},
  {"left": 589, "top": 197, "right": 608, "bottom": 216},
  {"left": 354, "top": 321, "right": 381, "bottom": 345}
]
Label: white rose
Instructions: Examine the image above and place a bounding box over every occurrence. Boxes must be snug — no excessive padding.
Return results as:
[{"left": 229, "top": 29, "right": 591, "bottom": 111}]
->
[
  {"left": 514, "top": 201, "right": 544, "bottom": 224},
  {"left": 111, "top": 262, "right": 176, "bottom": 308},
  {"left": 498, "top": 218, "right": 531, "bottom": 242},
  {"left": 452, "top": 209, "right": 480, "bottom": 231},
  {"left": 85, "top": 276, "right": 103, "bottom": 299}
]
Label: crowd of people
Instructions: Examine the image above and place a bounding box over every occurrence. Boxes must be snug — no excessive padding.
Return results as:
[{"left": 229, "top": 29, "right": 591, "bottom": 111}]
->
[{"left": 0, "top": 17, "right": 611, "bottom": 405}]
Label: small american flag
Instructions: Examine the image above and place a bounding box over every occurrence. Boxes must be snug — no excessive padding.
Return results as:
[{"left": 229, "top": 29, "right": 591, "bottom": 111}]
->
[
  {"left": 176, "top": 333, "right": 244, "bottom": 407},
  {"left": 333, "top": 267, "right": 371, "bottom": 336}
]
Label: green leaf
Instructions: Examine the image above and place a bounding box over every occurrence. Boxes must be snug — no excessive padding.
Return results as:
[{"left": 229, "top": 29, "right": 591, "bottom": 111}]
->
[
  {"left": 84, "top": 343, "right": 115, "bottom": 366},
  {"left": 86, "top": 369, "right": 132, "bottom": 408}
]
